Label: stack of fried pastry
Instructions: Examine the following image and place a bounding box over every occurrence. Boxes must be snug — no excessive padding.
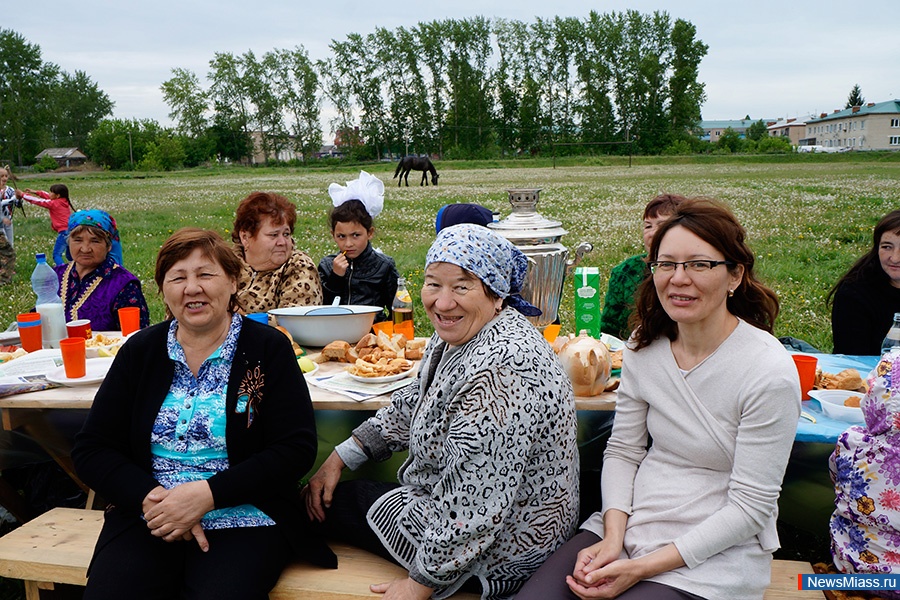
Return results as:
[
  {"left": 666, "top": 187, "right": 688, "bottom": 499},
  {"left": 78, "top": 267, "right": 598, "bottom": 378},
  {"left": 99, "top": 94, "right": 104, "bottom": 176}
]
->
[
  {"left": 319, "top": 331, "right": 425, "bottom": 378},
  {"left": 814, "top": 368, "right": 867, "bottom": 393}
]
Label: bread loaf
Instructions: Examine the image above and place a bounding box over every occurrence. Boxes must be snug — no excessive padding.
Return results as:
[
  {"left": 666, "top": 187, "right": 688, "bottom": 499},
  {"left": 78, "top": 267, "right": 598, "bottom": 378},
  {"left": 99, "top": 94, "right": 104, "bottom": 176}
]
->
[
  {"left": 323, "top": 340, "right": 352, "bottom": 362},
  {"left": 405, "top": 338, "right": 426, "bottom": 360}
]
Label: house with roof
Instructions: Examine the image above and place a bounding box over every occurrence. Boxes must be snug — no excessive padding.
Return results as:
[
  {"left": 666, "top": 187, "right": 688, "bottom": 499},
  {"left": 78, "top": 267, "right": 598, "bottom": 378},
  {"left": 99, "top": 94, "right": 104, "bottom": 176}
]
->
[
  {"left": 35, "top": 148, "right": 87, "bottom": 168},
  {"left": 698, "top": 119, "right": 777, "bottom": 143},
  {"left": 802, "top": 99, "right": 900, "bottom": 151},
  {"left": 767, "top": 116, "right": 817, "bottom": 146}
]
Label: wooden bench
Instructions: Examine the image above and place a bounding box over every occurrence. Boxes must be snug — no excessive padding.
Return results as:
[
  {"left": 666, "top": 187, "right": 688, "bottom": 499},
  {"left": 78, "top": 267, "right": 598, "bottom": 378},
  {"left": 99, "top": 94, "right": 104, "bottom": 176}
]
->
[
  {"left": 0, "top": 508, "right": 479, "bottom": 599},
  {"left": 0, "top": 508, "right": 821, "bottom": 599}
]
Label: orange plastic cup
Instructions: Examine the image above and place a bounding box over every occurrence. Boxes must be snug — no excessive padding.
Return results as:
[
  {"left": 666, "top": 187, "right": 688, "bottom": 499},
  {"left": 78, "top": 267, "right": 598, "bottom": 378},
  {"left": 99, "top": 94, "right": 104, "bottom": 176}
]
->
[
  {"left": 59, "top": 337, "right": 86, "bottom": 379},
  {"left": 66, "top": 319, "right": 92, "bottom": 339},
  {"left": 118, "top": 307, "right": 141, "bottom": 336},
  {"left": 372, "top": 321, "right": 393, "bottom": 336},
  {"left": 792, "top": 354, "right": 818, "bottom": 401},
  {"left": 543, "top": 324, "right": 561, "bottom": 343},
  {"left": 17, "top": 315, "right": 42, "bottom": 352}
]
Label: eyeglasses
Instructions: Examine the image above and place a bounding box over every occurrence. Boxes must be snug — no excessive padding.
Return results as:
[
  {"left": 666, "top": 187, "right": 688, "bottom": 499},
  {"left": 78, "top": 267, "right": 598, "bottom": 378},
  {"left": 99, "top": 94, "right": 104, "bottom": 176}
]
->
[{"left": 648, "top": 260, "right": 735, "bottom": 274}]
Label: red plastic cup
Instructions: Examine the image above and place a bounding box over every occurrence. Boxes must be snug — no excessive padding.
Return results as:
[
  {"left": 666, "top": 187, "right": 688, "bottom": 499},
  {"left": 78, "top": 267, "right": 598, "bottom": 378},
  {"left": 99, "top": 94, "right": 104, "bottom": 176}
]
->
[
  {"left": 66, "top": 319, "right": 92, "bottom": 340},
  {"left": 17, "top": 314, "right": 42, "bottom": 352},
  {"left": 59, "top": 337, "right": 86, "bottom": 379},
  {"left": 118, "top": 307, "right": 141, "bottom": 336},
  {"left": 792, "top": 354, "right": 818, "bottom": 401}
]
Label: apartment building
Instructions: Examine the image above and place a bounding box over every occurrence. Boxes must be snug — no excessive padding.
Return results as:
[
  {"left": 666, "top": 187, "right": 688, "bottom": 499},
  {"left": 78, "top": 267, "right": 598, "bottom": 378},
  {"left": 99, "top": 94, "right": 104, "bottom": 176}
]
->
[{"left": 802, "top": 99, "right": 900, "bottom": 151}]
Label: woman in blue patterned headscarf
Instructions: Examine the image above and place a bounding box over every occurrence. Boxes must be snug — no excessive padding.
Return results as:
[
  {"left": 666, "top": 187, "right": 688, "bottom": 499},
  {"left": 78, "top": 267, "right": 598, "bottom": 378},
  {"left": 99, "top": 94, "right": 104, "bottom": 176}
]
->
[
  {"left": 53, "top": 209, "right": 149, "bottom": 331},
  {"left": 305, "top": 224, "right": 579, "bottom": 600}
]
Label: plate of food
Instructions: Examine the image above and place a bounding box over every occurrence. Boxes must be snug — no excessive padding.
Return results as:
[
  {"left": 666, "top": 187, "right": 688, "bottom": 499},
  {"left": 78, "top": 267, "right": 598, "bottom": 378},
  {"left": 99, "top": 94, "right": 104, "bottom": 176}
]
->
[
  {"left": 46, "top": 357, "right": 115, "bottom": 387},
  {"left": 346, "top": 368, "right": 415, "bottom": 384},
  {"left": 808, "top": 389, "right": 865, "bottom": 423},
  {"left": 84, "top": 333, "right": 127, "bottom": 358}
]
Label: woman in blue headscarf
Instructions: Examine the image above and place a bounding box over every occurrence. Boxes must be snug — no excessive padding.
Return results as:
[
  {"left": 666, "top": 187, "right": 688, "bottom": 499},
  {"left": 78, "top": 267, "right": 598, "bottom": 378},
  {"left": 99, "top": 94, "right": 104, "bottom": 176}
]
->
[
  {"left": 304, "top": 224, "right": 580, "bottom": 600},
  {"left": 54, "top": 210, "right": 150, "bottom": 331}
]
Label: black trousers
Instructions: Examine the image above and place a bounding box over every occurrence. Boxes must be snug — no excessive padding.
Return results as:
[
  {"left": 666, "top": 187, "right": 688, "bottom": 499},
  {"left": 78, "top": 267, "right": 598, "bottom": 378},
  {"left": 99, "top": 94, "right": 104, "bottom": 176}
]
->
[
  {"left": 320, "top": 478, "right": 402, "bottom": 563},
  {"left": 321, "top": 479, "right": 483, "bottom": 595},
  {"left": 84, "top": 519, "right": 292, "bottom": 600},
  {"left": 516, "top": 531, "right": 707, "bottom": 600}
]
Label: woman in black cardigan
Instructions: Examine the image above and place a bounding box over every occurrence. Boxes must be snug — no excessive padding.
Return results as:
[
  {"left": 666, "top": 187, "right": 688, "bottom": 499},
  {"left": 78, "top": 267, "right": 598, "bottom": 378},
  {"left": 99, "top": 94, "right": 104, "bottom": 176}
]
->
[
  {"left": 828, "top": 209, "right": 900, "bottom": 355},
  {"left": 73, "top": 228, "right": 332, "bottom": 600}
]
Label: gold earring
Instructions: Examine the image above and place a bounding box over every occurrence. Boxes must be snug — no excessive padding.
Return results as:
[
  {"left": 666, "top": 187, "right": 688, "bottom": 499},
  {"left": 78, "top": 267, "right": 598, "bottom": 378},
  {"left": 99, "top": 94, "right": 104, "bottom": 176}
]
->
[{"left": 728, "top": 289, "right": 735, "bottom": 297}]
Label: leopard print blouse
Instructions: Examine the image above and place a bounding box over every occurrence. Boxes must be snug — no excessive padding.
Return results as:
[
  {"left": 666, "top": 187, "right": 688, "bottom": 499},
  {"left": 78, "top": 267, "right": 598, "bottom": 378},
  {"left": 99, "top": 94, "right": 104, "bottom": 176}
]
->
[
  {"left": 235, "top": 247, "right": 323, "bottom": 314},
  {"left": 352, "top": 308, "right": 580, "bottom": 599}
]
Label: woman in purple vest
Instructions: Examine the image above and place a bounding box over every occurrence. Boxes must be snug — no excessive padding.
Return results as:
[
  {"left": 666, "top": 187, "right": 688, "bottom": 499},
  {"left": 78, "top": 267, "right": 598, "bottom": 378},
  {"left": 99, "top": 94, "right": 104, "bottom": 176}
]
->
[{"left": 53, "top": 210, "right": 150, "bottom": 331}]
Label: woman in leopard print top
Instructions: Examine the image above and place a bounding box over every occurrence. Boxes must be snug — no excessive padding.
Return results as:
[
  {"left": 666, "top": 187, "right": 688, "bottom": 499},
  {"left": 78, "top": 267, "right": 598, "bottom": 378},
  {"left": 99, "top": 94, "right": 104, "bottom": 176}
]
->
[
  {"left": 232, "top": 192, "right": 322, "bottom": 314},
  {"left": 305, "top": 224, "right": 580, "bottom": 600}
]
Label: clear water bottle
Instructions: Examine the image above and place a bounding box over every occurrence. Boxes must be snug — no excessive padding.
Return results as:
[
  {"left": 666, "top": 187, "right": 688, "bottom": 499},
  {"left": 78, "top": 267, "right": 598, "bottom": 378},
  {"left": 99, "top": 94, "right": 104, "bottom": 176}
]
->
[
  {"left": 31, "top": 253, "right": 65, "bottom": 348},
  {"left": 882, "top": 312, "right": 900, "bottom": 355},
  {"left": 392, "top": 277, "right": 415, "bottom": 340}
]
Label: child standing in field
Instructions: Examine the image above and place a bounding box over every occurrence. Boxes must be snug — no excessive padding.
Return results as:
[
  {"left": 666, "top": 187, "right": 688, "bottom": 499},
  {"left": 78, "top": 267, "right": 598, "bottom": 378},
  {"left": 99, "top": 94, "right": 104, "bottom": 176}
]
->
[
  {"left": 318, "top": 171, "right": 399, "bottom": 323},
  {"left": 17, "top": 184, "right": 75, "bottom": 266}
]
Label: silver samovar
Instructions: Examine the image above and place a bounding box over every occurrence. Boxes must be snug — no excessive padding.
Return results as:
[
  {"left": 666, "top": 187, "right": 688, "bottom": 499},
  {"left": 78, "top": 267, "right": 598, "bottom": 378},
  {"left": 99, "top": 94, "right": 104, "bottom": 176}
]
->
[{"left": 489, "top": 189, "right": 593, "bottom": 328}]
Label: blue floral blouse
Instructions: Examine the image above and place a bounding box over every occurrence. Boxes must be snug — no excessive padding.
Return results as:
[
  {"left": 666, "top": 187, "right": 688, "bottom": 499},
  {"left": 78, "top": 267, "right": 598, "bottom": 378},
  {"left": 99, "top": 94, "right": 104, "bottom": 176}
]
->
[{"left": 150, "top": 313, "right": 274, "bottom": 529}]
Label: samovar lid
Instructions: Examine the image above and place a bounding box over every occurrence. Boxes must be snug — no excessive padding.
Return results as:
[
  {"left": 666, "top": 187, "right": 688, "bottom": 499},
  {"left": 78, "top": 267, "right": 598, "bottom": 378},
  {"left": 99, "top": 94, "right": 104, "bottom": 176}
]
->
[{"left": 488, "top": 188, "right": 567, "bottom": 242}]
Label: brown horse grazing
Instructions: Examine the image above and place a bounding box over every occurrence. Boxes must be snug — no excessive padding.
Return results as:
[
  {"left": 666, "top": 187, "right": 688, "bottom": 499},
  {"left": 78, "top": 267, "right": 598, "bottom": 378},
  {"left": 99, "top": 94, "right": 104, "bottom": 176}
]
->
[{"left": 393, "top": 156, "right": 439, "bottom": 186}]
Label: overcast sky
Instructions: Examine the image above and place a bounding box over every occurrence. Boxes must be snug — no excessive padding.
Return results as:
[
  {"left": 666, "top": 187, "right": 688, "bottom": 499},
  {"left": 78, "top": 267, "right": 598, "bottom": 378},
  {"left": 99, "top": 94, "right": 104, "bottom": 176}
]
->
[{"left": 8, "top": 0, "right": 898, "bottom": 136}]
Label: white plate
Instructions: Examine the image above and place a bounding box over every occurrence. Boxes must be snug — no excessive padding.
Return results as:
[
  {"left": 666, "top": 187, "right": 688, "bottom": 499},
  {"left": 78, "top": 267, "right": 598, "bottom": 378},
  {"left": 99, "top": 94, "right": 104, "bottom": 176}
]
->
[
  {"left": 808, "top": 389, "right": 865, "bottom": 423},
  {"left": 346, "top": 368, "right": 415, "bottom": 384},
  {"left": 46, "top": 357, "right": 115, "bottom": 386},
  {"left": 600, "top": 333, "right": 625, "bottom": 352}
]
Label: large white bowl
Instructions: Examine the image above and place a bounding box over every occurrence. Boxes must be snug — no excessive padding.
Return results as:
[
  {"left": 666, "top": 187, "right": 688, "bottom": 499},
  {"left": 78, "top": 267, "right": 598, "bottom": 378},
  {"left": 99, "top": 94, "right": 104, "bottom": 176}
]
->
[
  {"left": 809, "top": 389, "right": 865, "bottom": 424},
  {"left": 269, "top": 305, "right": 382, "bottom": 347}
]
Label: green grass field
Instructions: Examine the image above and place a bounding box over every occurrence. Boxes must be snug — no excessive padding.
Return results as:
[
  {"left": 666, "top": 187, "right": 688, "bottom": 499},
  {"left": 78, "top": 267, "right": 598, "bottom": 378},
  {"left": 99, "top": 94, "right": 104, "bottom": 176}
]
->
[{"left": 3, "top": 155, "right": 899, "bottom": 352}]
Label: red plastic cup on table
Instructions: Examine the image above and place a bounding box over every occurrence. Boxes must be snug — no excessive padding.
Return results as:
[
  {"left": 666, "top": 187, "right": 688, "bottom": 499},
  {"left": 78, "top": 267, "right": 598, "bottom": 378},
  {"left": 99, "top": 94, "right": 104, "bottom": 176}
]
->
[
  {"left": 791, "top": 354, "right": 818, "bottom": 401},
  {"left": 118, "top": 307, "right": 141, "bottom": 336},
  {"left": 66, "top": 319, "right": 92, "bottom": 340},
  {"left": 59, "top": 337, "right": 86, "bottom": 379},
  {"left": 16, "top": 312, "right": 42, "bottom": 352}
]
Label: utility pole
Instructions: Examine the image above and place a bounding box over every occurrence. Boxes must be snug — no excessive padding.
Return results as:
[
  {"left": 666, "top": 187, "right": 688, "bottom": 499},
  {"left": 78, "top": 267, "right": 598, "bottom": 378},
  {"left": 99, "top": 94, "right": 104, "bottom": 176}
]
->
[{"left": 128, "top": 130, "right": 134, "bottom": 167}]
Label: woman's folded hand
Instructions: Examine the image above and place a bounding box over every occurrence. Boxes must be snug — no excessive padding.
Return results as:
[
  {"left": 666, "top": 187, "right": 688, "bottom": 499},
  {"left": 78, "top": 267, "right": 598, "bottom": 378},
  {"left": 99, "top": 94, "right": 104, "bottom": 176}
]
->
[{"left": 143, "top": 481, "right": 215, "bottom": 550}]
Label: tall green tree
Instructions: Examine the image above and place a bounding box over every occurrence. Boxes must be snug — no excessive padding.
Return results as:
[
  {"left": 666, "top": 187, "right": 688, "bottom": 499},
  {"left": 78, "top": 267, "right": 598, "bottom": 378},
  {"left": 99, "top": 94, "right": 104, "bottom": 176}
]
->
[
  {"left": 443, "top": 17, "right": 494, "bottom": 157},
  {"left": 208, "top": 52, "right": 252, "bottom": 162},
  {"left": 413, "top": 21, "right": 450, "bottom": 157},
  {"left": 667, "top": 19, "right": 707, "bottom": 144},
  {"left": 0, "top": 30, "right": 58, "bottom": 165},
  {"left": 49, "top": 70, "right": 114, "bottom": 149},
  {"left": 575, "top": 12, "right": 616, "bottom": 146},
  {"left": 161, "top": 67, "right": 209, "bottom": 137},
  {"left": 268, "top": 47, "right": 322, "bottom": 162},
  {"left": 845, "top": 84, "right": 865, "bottom": 108}
]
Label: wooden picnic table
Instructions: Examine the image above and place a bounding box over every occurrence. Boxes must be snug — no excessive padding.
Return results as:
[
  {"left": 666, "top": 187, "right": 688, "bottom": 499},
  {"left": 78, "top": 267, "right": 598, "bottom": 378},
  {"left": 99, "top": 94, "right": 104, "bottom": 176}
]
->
[{"left": 0, "top": 353, "right": 615, "bottom": 509}]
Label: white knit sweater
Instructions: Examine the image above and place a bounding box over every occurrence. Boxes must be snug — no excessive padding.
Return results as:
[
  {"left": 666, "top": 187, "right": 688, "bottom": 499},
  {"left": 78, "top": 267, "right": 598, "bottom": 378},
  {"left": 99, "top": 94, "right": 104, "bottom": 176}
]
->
[{"left": 581, "top": 319, "right": 801, "bottom": 600}]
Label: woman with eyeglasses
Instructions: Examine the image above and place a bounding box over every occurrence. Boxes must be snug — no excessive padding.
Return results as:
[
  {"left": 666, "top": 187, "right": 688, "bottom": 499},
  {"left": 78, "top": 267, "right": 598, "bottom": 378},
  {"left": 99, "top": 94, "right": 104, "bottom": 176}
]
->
[{"left": 517, "top": 199, "right": 800, "bottom": 600}]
